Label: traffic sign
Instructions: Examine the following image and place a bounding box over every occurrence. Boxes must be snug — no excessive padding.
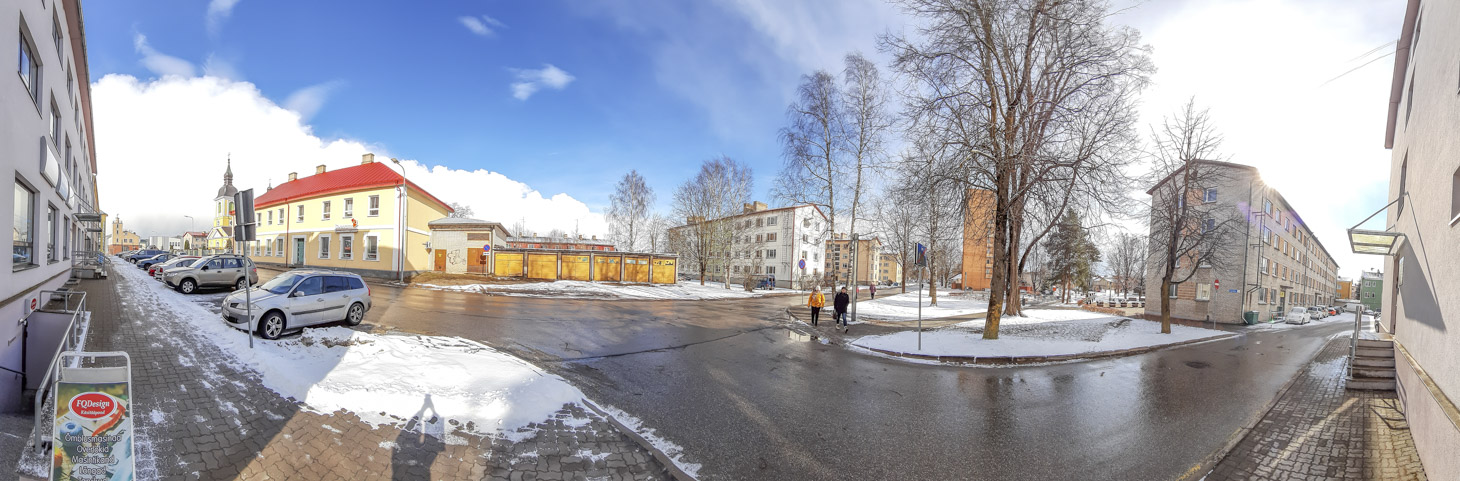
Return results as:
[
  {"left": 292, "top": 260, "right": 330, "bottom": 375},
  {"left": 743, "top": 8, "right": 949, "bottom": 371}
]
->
[
  {"left": 483, "top": 244, "right": 492, "bottom": 253},
  {"left": 1214, "top": 278, "right": 1220, "bottom": 290},
  {"left": 798, "top": 259, "right": 806, "bottom": 269}
]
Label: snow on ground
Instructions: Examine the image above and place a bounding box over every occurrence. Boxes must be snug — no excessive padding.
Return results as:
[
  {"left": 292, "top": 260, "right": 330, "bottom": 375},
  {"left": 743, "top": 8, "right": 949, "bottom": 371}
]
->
[
  {"left": 590, "top": 401, "right": 702, "bottom": 479},
  {"left": 113, "top": 260, "right": 585, "bottom": 440},
  {"left": 1248, "top": 312, "right": 1368, "bottom": 331},
  {"left": 418, "top": 279, "right": 794, "bottom": 300},
  {"left": 852, "top": 289, "right": 988, "bottom": 321},
  {"left": 854, "top": 310, "right": 1230, "bottom": 359}
]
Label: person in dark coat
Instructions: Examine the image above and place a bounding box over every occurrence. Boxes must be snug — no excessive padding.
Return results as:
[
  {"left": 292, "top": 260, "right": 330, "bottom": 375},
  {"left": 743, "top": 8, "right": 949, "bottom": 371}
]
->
[
  {"left": 834, "top": 287, "right": 851, "bottom": 330},
  {"left": 870, "top": 284, "right": 877, "bottom": 299}
]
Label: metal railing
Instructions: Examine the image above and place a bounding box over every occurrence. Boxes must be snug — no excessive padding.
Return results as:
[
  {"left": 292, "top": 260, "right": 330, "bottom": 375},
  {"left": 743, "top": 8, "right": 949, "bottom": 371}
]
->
[{"left": 29, "top": 290, "right": 88, "bottom": 453}]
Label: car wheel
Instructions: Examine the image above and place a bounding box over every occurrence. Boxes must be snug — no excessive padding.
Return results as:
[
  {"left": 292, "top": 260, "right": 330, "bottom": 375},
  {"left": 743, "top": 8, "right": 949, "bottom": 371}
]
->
[
  {"left": 236, "top": 278, "right": 249, "bottom": 291},
  {"left": 178, "top": 279, "right": 197, "bottom": 294},
  {"left": 259, "top": 312, "right": 286, "bottom": 340},
  {"left": 345, "top": 303, "right": 364, "bottom": 326}
]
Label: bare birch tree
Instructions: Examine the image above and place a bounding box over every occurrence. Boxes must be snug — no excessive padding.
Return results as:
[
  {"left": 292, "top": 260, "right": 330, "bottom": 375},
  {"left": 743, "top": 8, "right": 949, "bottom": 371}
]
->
[
  {"left": 841, "top": 52, "right": 894, "bottom": 247},
  {"left": 608, "top": 170, "right": 654, "bottom": 251},
  {"left": 671, "top": 156, "right": 754, "bottom": 287},
  {"left": 775, "top": 71, "right": 844, "bottom": 236},
  {"left": 1106, "top": 232, "right": 1146, "bottom": 298},
  {"left": 1146, "top": 100, "right": 1245, "bottom": 333},
  {"left": 870, "top": 190, "right": 919, "bottom": 293},
  {"left": 448, "top": 202, "right": 475, "bottom": 219}
]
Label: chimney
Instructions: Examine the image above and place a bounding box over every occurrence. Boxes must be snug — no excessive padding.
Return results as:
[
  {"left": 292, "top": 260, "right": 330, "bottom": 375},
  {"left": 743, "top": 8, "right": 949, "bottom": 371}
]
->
[
  {"left": 753, "top": 201, "right": 767, "bottom": 212},
  {"left": 316, "top": 164, "right": 327, "bottom": 175},
  {"left": 288, "top": 172, "right": 297, "bottom": 181},
  {"left": 361, "top": 153, "right": 375, "bottom": 164}
]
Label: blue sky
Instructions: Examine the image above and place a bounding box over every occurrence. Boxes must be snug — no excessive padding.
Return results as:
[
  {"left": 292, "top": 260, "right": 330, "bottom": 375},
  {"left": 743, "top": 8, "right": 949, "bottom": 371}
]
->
[{"left": 85, "top": 0, "right": 1405, "bottom": 280}]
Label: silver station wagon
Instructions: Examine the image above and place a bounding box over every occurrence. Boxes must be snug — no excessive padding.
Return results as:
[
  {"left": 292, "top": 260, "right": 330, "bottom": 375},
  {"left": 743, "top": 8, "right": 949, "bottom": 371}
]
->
[{"left": 221, "top": 269, "right": 372, "bottom": 339}]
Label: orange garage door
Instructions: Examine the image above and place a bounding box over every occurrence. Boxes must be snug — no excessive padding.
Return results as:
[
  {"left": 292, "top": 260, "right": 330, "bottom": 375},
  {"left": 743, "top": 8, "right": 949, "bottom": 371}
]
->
[
  {"left": 651, "top": 259, "right": 676, "bottom": 284},
  {"left": 624, "top": 257, "right": 650, "bottom": 283},
  {"left": 561, "top": 255, "right": 591, "bottom": 281},
  {"left": 493, "top": 252, "right": 523, "bottom": 277},
  {"left": 527, "top": 254, "right": 558, "bottom": 280},
  {"left": 594, "top": 256, "right": 621, "bottom": 282}
]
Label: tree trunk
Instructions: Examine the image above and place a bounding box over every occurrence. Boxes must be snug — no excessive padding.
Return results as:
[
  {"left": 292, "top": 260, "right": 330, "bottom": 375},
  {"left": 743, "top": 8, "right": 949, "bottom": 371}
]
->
[
  {"left": 1160, "top": 277, "right": 1172, "bottom": 334},
  {"left": 984, "top": 164, "right": 1011, "bottom": 340}
]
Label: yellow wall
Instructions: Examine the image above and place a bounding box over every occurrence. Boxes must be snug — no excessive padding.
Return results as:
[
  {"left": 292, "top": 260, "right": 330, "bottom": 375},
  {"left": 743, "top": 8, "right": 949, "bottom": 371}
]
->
[{"left": 251, "top": 184, "right": 451, "bottom": 275}]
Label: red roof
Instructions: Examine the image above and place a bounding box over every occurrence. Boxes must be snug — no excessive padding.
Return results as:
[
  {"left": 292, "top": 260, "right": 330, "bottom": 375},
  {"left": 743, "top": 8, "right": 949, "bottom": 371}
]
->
[{"left": 254, "top": 162, "right": 453, "bottom": 212}]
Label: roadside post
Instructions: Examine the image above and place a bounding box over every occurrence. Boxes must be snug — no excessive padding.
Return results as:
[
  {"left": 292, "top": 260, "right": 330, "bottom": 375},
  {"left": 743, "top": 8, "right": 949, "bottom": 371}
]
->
[
  {"left": 915, "top": 242, "right": 926, "bottom": 350},
  {"left": 850, "top": 234, "right": 859, "bottom": 326},
  {"left": 234, "top": 189, "right": 257, "bottom": 348}
]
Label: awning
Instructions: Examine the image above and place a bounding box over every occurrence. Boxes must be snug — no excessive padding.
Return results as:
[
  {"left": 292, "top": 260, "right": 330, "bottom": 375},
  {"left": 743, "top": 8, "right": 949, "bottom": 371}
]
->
[{"left": 1348, "top": 228, "right": 1404, "bottom": 256}]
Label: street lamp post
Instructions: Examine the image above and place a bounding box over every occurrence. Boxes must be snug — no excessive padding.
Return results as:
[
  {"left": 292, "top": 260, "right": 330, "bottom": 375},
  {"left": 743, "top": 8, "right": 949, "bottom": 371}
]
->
[{"left": 389, "top": 158, "right": 408, "bottom": 284}]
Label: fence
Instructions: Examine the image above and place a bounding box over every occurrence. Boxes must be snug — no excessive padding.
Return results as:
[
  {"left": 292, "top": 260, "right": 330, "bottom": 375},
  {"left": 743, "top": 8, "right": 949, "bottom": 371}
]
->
[{"left": 29, "top": 290, "right": 88, "bottom": 453}]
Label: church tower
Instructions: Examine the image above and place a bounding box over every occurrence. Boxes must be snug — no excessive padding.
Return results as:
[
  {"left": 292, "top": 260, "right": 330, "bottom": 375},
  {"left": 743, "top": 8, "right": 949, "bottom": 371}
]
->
[{"left": 207, "top": 158, "right": 239, "bottom": 253}]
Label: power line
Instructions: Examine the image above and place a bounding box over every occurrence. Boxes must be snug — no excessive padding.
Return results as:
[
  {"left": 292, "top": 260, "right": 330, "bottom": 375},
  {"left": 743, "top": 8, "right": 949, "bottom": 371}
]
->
[{"left": 1319, "top": 50, "right": 1396, "bottom": 88}]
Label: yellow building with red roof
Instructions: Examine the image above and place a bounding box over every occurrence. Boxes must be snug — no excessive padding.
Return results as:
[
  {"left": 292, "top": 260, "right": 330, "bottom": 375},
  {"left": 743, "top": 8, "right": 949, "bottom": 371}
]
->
[{"left": 250, "top": 153, "right": 453, "bottom": 280}]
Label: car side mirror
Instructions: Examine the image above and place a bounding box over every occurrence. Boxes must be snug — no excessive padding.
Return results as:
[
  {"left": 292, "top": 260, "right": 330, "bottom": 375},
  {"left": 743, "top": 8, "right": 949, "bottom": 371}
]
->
[{"left": 201, "top": 265, "right": 209, "bottom": 271}]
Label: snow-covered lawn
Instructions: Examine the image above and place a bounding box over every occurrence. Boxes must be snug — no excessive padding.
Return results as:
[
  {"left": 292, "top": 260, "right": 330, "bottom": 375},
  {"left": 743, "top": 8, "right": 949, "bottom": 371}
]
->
[
  {"left": 853, "top": 309, "right": 1230, "bottom": 359},
  {"left": 852, "top": 289, "right": 988, "bottom": 321},
  {"left": 114, "top": 261, "right": 582, "bottom": 440},
  {"left": 419, "top": 279, "right": 793, "bottom": 300}
]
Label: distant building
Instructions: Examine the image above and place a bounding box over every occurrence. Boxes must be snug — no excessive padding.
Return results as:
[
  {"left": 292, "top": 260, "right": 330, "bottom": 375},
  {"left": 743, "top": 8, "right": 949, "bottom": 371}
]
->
[
  {"left": 251, "top": 153, "right": 454, "bottom": 280},
  {"left": 181, "top": 231, "right": 208, "bottom": 255},
  {"left": 1337, "top": 278, "right": 1353, "bottom": 302},
  {"left": 959, "top": 189, "right": 996, "bottom": 291},
  {"left": 207, "top": 159, "right": 238, "bottom": 254},
  {"left": 427, "top": 218, "right": 511, "bottom": 274},
  {"left": 507, "top": 235, "right": 616, "bottom": 251},
  {"left": 108, "top": 217, "right": 141, "bottom": 254},
  {"left": 1142, "top": 160, "right": 1340, "bottom": 324},
  {"left": 1356, "top": 270, "right": 1382, "bottom": 313},
  {"left": 878, "top": 253, "right": 902, "bottom": 285},
  {"left": 667, "top": 202, "right": 828, "bottom": 289},
  {"left": 825, "top": 234, "right": 882, "bottom": 286}
]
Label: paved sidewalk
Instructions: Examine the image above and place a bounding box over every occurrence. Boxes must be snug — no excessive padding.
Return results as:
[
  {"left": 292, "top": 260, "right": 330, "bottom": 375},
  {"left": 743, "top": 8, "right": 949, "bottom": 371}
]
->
[
  {"left": 17, "top": 275, "right": 669, "bottom": 480},
  {"left": 1207, "top": 338, "right": 1427, "bottom": 480}
]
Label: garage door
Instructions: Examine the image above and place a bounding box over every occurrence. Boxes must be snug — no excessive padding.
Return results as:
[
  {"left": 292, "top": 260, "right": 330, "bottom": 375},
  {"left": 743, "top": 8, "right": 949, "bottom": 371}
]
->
[
  {"left": 651, "top": 259, "right": 676, "bottom": 284},
  {"left": 494, "top": 253, "right": 523, "bottom": 277},
  {"left": 624, "top": 257, "right": 650, "bottom": 283},
  {"left": 562, "top": 255, "right": 591, "bottom": 281},
  {"left": 527, "top": 254, "right": 559, "bottom": 280},
  {"left": 594, "top": 256, "right": 621, "bottom": 282}
]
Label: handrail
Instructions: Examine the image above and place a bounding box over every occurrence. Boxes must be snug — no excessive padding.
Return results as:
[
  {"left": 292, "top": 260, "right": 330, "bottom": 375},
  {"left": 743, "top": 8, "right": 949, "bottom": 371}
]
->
[{"left": 29, "top": 290, "right": 87, "bottom": 453}]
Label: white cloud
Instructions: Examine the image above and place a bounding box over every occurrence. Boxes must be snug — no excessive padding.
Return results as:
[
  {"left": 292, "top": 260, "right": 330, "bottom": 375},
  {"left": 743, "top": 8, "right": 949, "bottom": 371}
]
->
[
  {"left": 207, "top": 0, "right": 244, "bottom": 35},
  {"left": 132, "top": 33, "right": 197, "bottom": 78},
  {"left": 202, "top": 53, "right": 242, "bottom": 80},
  {"left": 458, "top": 15, "right": 506, "bottom": 36},
  {"left": 509, "top": 64, "right": 575, "bottom": 100},
  {"left": 283, "top": 80, "right": 346, "bottom": 122},
  {"left": 91, "top": 74, "right": 606, "bottom": 239}
]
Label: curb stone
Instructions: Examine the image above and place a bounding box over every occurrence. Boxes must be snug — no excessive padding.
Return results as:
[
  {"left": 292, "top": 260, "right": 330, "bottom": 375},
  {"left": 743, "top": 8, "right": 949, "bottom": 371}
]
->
[{"left": 581, "top": 400, "right": 696, "bottom": 481}]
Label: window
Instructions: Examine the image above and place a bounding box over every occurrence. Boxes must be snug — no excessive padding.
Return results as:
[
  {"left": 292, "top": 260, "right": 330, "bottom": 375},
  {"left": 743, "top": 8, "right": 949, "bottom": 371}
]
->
[
  {"left": 295, "top": 277, "right": 324, "bottom": 296},
  {"left": 51, "top": 14, "right": 62, "bottom": 55},
  {"left": 324, "top": 276, "right": 348, "bottom": 294},
  {"left": 18, "top": 31, "right": 40, "bottom": 105},
  {"left": 756, "top": 234, "right": 763, "bottom": 243},
  {"left": 1203, "top": 188, "right": 1217, "bottom": 203},
  {"left": 223, "top": 258, "right": 242, "bottom": 269},
  {"left": 319, "top": 235, "right": 331, "bottom": 259},
  {"left": 365, "top": 235, "right": 379, "bottom": 261},
  {"left": 267, "top": 210, "right": 273, "bottom": 225},
  {"left": 65, "top": 65, "right": 72, "bottom": 104},
  {"left": 297, "top": 205, "right": 304, "bottom": 222},
  {"left": 344, "top": 198, "right": 354, "bottom": 218},
  {"left": 49, "top": 99, "right": 62, "bottom": 147},
  {"left": 756, "top": 218, "right": 763, "bottom": 227},
  {"left": 1259, "top": 288, "right": 1267, "bottom": 304},
  {"left": 801, "top": 234, "right": 808, "bottom": 243},
  {"left": 1168, "top": 283, "right": 1178, "bottom": 298},
  {"left": 733, "top": 265, "right": 741, "bottom": 273},
  {"left": 322, "top": 201, "right": 332, "bottom": 221},
  {"left": 13, "top": 181, "right": 35, "bottom": 268},
  {"left": 1260, "top": 257, "right": 1268, "bottom": 275},
  {"left": 340, "top": 235, "right": 353, "bottom": 260},
  {"left": 767, "top": 249, "right": 777, "bottom": 259},
  {"left": 1263, "top": 199, "right": 1272, "bottom": 215},
  {"left": 767, "top": 266, "right": 776, "bottom": 275},
  {"left": 1196, "top": 283, "right": 1211, "bottom": 301},
  {"left": 1262, "top": 226, "right": 1271, "bottom": 244},
  {"left": 767, "top": 217, "right": 777, "bottom": 226},
  {"left": 766, "top": 233, "right": 776, "bottom": 242},
  {"left": 1202, "top": 218, "right": 1216, "bottom": 233},
  {"left": 1398, "top": 156, "right": 1408, "bottom": 216},
  {"left": 803, "top": 218, "right": 811, "bottom": 228},
  {"left": 368, "top": 195, "right": 380, "bottom": 216},
  {"left": 46, "top": 205, "right": 57, "bottom": 261}
]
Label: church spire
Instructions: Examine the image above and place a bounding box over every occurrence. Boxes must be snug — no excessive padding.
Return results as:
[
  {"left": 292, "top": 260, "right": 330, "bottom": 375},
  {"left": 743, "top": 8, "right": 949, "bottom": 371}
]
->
[{"left": 224, "top": 154, "right": 233, "bottom": 187}]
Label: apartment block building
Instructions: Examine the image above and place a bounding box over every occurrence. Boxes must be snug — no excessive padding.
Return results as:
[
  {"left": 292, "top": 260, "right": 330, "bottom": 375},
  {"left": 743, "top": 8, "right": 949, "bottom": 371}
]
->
[
  {"left": 251, "top": 154, "right": 454, "bottom": 280},
  {"left": 1372, "top": 2, "right": 1460, "bottom": 476},
  {"left": 667, "top": 202, "right": 828, "bottom": 289},
  {"left": 825, "top": 234, "right": 882, "bottom": 286},
  {"left": 1356, "top": 270, "right": 1383, "bottom": 312},
  {"left": 960, "top": 188, "right": 996, "bottom": 291},
  {"left": 878, "top": 252, "right": 903, "bottom": 285},
  {"left": 1142, "top": 160, "right": 1340, "bottom": 324},
  {"left": 2, "top": 0, "right": 100, "bottom": 411}
]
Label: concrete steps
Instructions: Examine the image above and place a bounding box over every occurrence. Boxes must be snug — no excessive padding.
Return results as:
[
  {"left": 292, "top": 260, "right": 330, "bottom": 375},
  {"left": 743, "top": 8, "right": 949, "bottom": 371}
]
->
[{"left": 1348, "top": 338, "right": 1397, "bottom": 391}]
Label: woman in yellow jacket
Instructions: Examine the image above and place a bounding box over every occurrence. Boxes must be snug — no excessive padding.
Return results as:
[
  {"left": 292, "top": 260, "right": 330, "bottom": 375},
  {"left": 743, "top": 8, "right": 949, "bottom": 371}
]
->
[{"left": 807, "top": 287, "right": 826, "bottom": 326}]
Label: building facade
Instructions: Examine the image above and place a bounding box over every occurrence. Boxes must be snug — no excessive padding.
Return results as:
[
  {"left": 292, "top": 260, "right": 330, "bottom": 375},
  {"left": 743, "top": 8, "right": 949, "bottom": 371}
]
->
[
  {"left": 667, "top": 202, "right": 828, "bottom": 289},
  {"left": 181, "top": 231, "right": 207, "bottom": 255},
  {"left": 877, "top": 253, "right": 903, "bottom": 285},
  {"left": 960, "top": 188, "right": 996, "bottom": 291},
  {"left": 2, "top": 0, "right": 100, "bottom": 411},
  {"left": 1337, "top": 278, "right": 1353, "bottom": 301},
  {"left": 251, "top": 154, "right": 454, "bottom": 280},
  {"left": 825, "top": 234, "right": 882, "bottom": 286},
  {"left": 1356, "top": 270, "right": 1383, "bottom": 312},
  {"left": 107, "top": 217, "right": 140, "bottom": 254},
  {"left": 427, "top": 218, "right": 511, "bottom": 275},
  {"left": 1142, "top": 160, "right": 1340, "bottom": 324},
  {"left": 207, "top": 159, "right": 237, "bottom": 254},
  {"left": 1375, "top": 2, "right": 1460, "bottom": 477}
]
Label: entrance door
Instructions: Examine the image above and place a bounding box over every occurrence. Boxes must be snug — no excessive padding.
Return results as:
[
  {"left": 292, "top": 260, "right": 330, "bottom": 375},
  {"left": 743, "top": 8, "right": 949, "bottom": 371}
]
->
[
  {"left": 293, "top": 238, "right": 305, "bottom": 265},
  {"left": 434, "top": 250, "right": 447, "bottom": 272}
]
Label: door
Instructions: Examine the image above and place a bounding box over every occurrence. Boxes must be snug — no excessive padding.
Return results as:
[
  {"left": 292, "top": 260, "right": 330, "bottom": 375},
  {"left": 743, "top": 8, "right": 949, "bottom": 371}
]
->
[
  {"left": 625, "top": 257, "right": 649, "bottom": 283},
  {"left": 652, "top": 259, "right": 676, "bottom": 284},
  {"left": 293, "top": 238, "right": 305, "bottom": 265},
  {"left": 527, "top": 254, "right": 558, "bottom": 280},
  {"left": 434, "top": 250, "right": 447, "bottom": 272},
  {"left": 562, "top": 255, "right": 591, "bottom": 281},
  {"left": 221, "top": 257, "right": 244, "bottom": 287},
  {"left": 320, "top": 276, "right": 352, "bottom": 322},
  {"left": 494, "top": 253, "right": 523, "bottom": 277},
  {"left": 594, "top": 256, "right": 621, "bottom": 282},
  {"left": 287, "top": 276, "right": 329, "bottom": 326},
  {"left": 202, "top": 258, "right": 227, "bottom": 285},
  {"left": 467, "top": 248, "right": 486, "bottom": 274}
]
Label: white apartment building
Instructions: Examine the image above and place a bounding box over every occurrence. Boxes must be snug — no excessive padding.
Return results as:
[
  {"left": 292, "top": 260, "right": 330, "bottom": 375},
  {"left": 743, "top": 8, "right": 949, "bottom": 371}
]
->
[
  {"left": 1, "top": 0, "right": 100, "bottom": 411},
  {"left": 668, "top": 202, "right": 828, "bottom": 289}
]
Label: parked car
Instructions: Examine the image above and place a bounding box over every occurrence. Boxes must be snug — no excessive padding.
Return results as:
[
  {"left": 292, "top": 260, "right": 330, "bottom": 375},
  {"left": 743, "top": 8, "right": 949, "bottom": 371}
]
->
[
  {"left": 123, "top": 249, "right": 167, "bottom": 263},
  {"left": 162, "top": 254, "right": 258, "bottom": 294},
  {"left": 1306, "top": 306, "right": 1325, "bottom": 320},
  {"left": 137, "top": 253, "right": 174, "bottom": 270},
  {"left": 1285, "top": 307, "right": 1310, "bottom": 325},
  {"left": 221, "top": 269, "right": 371, "bottom": 340},
  {"left": 150, "top": 256, "right": 199, "bottom": 279},
  {"left": 1327, "top": 307, "right": 1338, "bottom": 316}
]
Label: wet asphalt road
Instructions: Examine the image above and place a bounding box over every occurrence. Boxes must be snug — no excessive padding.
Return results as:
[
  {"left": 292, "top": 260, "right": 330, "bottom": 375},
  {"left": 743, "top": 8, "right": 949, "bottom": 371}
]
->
[{"left": 199, "top": 269, "right": 1351, "bottom": 480}]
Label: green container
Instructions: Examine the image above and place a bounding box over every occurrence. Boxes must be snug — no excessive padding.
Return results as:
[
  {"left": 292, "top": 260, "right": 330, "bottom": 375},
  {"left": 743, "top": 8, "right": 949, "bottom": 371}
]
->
[{"left": 1243, "top": 311, "right": 1258, "bottom": 325}]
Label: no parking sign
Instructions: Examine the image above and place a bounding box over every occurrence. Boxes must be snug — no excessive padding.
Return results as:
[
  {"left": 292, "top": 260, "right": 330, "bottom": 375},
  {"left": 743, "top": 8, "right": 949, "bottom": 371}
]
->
[
  {"left": 798, "top": 259, "right": 806, "bottom": 269},
  {"left": 483, "top": 244, "right": 492, "bottom": 252}
]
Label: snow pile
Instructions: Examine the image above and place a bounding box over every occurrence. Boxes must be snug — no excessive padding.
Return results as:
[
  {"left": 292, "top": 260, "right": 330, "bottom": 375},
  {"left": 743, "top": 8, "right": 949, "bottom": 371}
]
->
[
  {"left": 853, "top": 310, "right": 1230, "bottom": 359},
  {"left": 419, "top": 279, "right": 786, "bottom": 300},
  {"left": 112, "top": 262, "right": 585, "bottom": 439},
  {"left": 852, "top": 289, "right": 988, "bottom": 321},
  {"left": 590, "top": 402, "right": 702, "bottom": 478}
]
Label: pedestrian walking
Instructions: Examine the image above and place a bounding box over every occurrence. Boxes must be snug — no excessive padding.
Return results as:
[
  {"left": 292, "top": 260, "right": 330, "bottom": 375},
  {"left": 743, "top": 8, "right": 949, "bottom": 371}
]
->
[
  {"left": 834, "top": 287, "right": 851, "bottom": 332},
  {"left": 807, "top": 287, "right": 826, "bottom": 326},
  {"left": 870, "top": 284, "right": 877, "bottom": 299}
]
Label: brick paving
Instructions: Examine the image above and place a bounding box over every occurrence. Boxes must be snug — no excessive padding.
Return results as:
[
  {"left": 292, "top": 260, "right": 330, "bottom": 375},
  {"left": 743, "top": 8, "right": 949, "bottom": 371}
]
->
[
  {"left": 1207, "top": 338, "right": 1427, "bottom": 480},
  {"left": 20, "top": 274, "right": 669, "bottom": 480}
]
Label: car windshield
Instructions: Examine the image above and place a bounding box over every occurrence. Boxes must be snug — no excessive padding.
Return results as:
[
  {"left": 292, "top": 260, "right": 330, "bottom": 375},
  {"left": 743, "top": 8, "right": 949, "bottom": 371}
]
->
[
  {"left": 186, "top": 258, "right": 211, "bottom": 268},
  {"left": 259, "top": 273, "right": 306, "bottom": 295}
]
